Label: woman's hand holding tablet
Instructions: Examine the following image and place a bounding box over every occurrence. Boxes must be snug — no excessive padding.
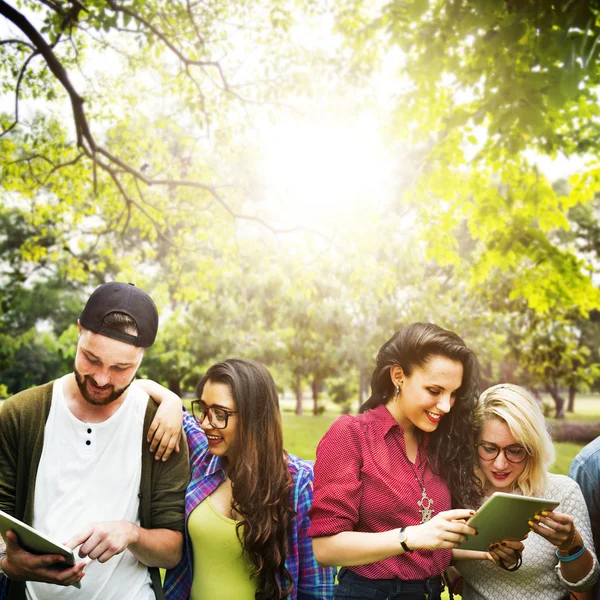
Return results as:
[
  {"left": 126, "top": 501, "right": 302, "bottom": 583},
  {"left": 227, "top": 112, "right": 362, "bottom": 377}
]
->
[{"left": 456, "top": 492, "right": 559, "bottom": 553}]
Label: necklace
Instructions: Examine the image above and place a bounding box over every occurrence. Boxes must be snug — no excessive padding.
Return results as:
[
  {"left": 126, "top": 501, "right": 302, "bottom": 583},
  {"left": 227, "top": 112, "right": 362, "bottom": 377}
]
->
[{"left": 409, "top": 448, "right": 434, "bottom": 523}]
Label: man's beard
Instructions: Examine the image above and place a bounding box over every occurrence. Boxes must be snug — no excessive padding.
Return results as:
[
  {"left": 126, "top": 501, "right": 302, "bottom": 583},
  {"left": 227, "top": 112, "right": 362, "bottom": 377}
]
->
[{"left": 74, "top": 367, "right": 133, "bottom": 406}]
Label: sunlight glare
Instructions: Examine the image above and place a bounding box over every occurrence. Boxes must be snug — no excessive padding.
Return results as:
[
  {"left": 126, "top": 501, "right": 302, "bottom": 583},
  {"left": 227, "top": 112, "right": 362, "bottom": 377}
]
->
[{"left": 259, "top": 114, "right": 394, "bottom": 231}]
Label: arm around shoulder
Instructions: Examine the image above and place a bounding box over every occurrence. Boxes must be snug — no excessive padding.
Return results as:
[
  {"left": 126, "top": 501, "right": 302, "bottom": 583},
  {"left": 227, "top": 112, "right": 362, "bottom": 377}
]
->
[{"left": 138, "top": 379, "right": 184, "bottom": 461}]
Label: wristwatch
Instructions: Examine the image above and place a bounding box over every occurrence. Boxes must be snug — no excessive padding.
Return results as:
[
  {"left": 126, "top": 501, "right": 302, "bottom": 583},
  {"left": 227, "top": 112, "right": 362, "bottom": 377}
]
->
[{"left": 398, "top": 527, "right": 413, "bottom": 553}]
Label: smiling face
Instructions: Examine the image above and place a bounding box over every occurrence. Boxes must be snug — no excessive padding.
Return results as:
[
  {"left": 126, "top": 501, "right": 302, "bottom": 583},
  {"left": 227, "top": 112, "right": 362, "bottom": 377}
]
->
[
  {"left": 389, "top": 355, "right": 464, "bottom": 433},
  {"left": 477, "top": 417, "right": 528, "bottom": 494},
  {"left": 198, "top": 380, "right": 239, "bottom": 459},
  {"left": 74, "top": 326, "right": 144, "bottom": 406}
]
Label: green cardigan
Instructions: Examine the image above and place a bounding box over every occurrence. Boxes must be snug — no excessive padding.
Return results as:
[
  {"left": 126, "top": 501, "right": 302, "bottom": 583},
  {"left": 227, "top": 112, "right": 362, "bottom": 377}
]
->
[{"left": 0, "top": 381, "right": 190, "bottom": 600}]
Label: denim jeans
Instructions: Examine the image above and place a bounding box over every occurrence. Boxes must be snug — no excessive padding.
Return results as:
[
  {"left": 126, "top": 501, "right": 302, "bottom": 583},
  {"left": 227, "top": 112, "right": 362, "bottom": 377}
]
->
[{"left": 333, "top": 568, "right": 444, "bottom": 600}]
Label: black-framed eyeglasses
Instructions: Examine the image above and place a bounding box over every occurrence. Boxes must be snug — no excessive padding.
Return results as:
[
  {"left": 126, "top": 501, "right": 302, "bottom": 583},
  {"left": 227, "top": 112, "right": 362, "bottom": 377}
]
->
[
  {"left": 475, "top": 442, "right": 529, "bottom": 464},
  {"left": 191, "top": 400, "right": 237, "bottom": 429}
]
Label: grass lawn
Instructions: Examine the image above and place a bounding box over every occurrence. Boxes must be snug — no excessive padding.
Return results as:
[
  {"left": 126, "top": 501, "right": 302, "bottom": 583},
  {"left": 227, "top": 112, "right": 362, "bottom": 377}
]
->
[
  {"left": 281, "top": 411, "right": 339, "bottom": 460},
  {"left": 550, "top": 441, "right": 590, "bottom": 475}
]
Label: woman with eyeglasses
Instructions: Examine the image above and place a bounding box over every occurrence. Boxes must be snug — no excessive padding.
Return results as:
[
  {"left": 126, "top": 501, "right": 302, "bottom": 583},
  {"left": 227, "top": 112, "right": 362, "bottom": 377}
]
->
[
  {"left": 139, "top": 358, "right": 335, "bottom": 600},
  {"left": 452, "top": 383, "right": 599, "bottom": 599}
]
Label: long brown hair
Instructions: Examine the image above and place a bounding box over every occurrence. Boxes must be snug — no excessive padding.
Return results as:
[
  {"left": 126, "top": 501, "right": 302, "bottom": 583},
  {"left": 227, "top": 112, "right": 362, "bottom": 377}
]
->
[
  {"left": 360, "top": 322, "right": 483, "bottom": 509},
  {"left": 197, "top": 359, "right": 294, "bottom": 600}
]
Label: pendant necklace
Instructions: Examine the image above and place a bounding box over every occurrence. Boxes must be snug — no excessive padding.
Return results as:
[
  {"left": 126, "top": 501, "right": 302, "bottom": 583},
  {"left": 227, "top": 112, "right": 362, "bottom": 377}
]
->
[{"left": 409, "top": 447, "right": 434, "bottom": 523}]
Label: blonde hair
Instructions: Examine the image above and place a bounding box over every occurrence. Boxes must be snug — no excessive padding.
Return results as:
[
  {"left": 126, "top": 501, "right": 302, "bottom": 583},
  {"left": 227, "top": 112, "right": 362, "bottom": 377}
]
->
[{"left": 473, "top": 384, "right": 555, "bottom": 497}]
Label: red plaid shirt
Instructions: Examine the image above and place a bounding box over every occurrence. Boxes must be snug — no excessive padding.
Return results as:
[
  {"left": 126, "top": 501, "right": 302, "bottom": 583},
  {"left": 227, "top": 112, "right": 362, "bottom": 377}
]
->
[{"left": 308, "top": 404, "right": 452, "bottom": 580}]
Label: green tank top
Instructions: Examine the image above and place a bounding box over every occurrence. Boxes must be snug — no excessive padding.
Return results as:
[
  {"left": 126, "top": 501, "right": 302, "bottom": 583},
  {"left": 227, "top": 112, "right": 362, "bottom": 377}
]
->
[{"left": 189, "top": 496, "right": 258, "bottom": 600}]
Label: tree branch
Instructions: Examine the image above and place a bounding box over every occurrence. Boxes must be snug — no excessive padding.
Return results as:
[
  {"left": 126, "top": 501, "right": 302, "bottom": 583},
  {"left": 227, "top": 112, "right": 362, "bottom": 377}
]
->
[
  {"left": 94, "top": 155, "right": 175, "bottom": 246},
  {"left": 36, "top": 0, "right": 67, "bottom": 16},
  {"left": 0, "top": 49, "right": 39, "bottom": 138},
  {"left": 0, "top": 0, "right": 316, "bottom": 240},
  {"left": 186, "top": 0, "right": 205, "bottom": 48},
  {"left": 0, "top": 38, "right": 36, "bottom": 51},
  {"left": 42, "top": 152, "right": 85, "bottom": 184},
  {"left": 104, "top": 0, "right": 238, "bottom": 95},
  {"left": 0, "top": 0, "right": 94, "bottom": 151}
]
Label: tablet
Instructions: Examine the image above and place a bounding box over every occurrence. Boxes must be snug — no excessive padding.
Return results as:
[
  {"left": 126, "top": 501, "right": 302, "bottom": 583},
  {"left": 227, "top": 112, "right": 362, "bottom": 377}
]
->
[
  {"left": 0, "top": 509, "right": 81, "bottom": 588},
  {"left": 456, "top": 492, "right": 560, "bottom": 552}
]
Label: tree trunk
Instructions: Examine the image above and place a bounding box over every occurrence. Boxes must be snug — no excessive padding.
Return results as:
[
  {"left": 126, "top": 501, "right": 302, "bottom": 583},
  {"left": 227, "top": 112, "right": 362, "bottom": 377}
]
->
[
  {"left": 295, "top": 373, "right": 303, "bottom": 415},
  {"left": 168, "top": 376, "right": 182, "bottom": 396},
  {"left": 567, "top": 383, "right": 576, "bottom": 413},
  {"left": 312, "top": 377, "right": 319, "bottom": 416},
  {"left": 546, "top": 384, "right": 566, "bottom": 419},
  {"left": 530, "top": 388, "right": 543, "bottom": 406},
  {"left": 358, "top": 369, "right": 366, "bottom": 412}
]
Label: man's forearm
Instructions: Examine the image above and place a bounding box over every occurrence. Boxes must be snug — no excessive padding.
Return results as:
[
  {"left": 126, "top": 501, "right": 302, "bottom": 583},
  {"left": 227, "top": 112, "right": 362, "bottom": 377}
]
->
[{"left": 128, "top": 526, "right": 183, "bottom": 569}]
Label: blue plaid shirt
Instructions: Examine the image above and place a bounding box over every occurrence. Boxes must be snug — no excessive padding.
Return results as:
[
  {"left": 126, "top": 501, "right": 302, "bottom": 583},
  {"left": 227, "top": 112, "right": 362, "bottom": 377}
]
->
[{"left": 164, "top": 412, "right": 335, "bottom": 599}]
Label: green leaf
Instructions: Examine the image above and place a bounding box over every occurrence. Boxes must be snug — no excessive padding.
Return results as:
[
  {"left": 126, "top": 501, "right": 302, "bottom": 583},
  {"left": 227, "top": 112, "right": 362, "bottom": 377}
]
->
[
  {"left": 407, "top": 0, "right": 429, "bottom": 20},
  {"left": 560, "top": 68, "right": 581, "bottom": 99}
]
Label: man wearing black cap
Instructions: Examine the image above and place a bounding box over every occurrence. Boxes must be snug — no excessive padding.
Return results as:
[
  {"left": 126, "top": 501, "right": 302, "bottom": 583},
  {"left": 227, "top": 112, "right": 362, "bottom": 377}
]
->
[{"left": 0, "top": 283, "right": 189, "bottom": 600}]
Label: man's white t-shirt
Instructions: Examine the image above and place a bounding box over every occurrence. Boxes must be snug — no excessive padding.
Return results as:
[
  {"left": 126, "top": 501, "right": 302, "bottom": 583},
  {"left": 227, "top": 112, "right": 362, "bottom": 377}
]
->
[{"left": 26, "top": 375, "right": 155, "bottom": 600}]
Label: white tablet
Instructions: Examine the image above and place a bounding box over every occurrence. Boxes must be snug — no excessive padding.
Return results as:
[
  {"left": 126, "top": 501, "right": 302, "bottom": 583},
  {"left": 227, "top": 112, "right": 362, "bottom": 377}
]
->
[
  {"left": 0, "top": 509, "right": 81, "bottom": 588},
  {"left": 456, "top": 492, "right": 560, "bottom": 552}
]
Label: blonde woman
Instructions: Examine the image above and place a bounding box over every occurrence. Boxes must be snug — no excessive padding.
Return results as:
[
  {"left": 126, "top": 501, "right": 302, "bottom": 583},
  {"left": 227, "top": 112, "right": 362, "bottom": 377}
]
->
[{"left": 454, "top": 384, "right": 599, "bottom": 599}]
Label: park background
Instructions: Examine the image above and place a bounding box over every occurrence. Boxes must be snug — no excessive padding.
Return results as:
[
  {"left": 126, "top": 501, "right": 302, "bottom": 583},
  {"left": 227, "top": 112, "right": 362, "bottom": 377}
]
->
[{"left": 1, "top": 1, "right": 600, "bottom": 583}]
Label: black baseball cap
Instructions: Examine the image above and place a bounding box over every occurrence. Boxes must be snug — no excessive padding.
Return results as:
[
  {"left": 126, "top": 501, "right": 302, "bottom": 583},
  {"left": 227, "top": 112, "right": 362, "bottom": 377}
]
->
[{"left": 79, "top": 282, "right": 159, "bottom": 347}]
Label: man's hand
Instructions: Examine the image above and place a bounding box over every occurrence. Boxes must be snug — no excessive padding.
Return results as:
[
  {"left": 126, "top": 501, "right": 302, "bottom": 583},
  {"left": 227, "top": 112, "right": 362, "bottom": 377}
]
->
[
  {"left": 66, "top": 521, "right": 138, "bottom": 564},
  {"left": 3, "top": 530, "right": 86, "bottom": 586}
]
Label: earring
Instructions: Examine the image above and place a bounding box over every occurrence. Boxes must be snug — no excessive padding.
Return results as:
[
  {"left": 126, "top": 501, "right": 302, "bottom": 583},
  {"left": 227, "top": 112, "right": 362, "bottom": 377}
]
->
[{"left": 394, "top": 384, "right": 400, "bottom": 402}]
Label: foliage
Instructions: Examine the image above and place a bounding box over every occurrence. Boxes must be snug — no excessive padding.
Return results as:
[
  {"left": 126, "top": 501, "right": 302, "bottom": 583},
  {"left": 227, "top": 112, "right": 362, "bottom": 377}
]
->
[
  {"left": 0, "top": 329, "right": 63, "bottom": 394},
  {"left": 0, "top": 0, "right": 332, "bottom": 292},
  {"left": 3, "top": 0, "right": 600, "bottom": 410},
  {"left": 327, "top": 376, "right": 358, "bottom": 414},
  {"left": 507, "top": 310, "right": 600, "bottom": 417},
  {"left": 331, "top": 0, "right": 600, "bottom": 315}
]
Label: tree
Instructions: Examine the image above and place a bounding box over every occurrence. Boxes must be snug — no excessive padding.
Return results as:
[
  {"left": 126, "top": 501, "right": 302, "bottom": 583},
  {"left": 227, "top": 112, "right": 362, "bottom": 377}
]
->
[
  {"left": 0, "top": 329, "right": 63, "bottom": 394},
  {"left": 0, "top": 0, "right": 311, "bottom": 226},
  {"left": 0, "top": 0, "right": 335, "bottom": 302},
  {"left": 332, "top": 0, "right": 600, "bottom": 317},
  {"left": 505, "top": 309, "right": 600, "bottom": 418}
]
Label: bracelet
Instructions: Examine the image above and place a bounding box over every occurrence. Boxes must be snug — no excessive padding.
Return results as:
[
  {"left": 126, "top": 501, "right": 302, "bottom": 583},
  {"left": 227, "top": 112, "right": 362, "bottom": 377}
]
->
[
  {"left": 556, "top": 545, "right": 586, "bottom": 562},
  {"left": 499, "top": 549, "right": 522, "bottom": 572}
]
